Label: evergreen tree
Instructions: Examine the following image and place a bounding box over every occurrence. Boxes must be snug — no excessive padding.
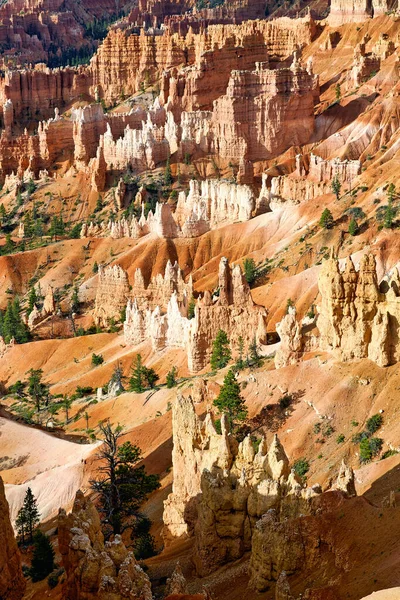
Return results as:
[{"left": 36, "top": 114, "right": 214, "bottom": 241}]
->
[
  {"left": 213, "top": 368, "right": 248, "bottom": 431},
  {"left": 93, "top": 261, "right": 99, "bottom": 274},
  {"left": 28, "top": 285, "right": 37, "bottom": 315},
  {"left": 95, "top": 196, "right": 103, "bottom": 212},
  {"left": 384, "top": 199, "right": 395, "bottom": 229},
  {"left": 0, "top": 203, "right": 7, "bottom": 225},
  {"left": 236, "top": 336, "right": 244, "bottom": 370},
  {"left": 4, "top": 233, "right": 14, "bottom": 254},
  {"left": 210, "top": 329, "right": 231, "bottom": 370},
  {"left": 249, "top": 336, "right": 262, "bottom": 367},
  {"left": 129, "top": 354, "right": 145, "bottom": 393},
  {"left": 16, "top": 487, "right": 40, "bottom": 544},
  {"left": 331, "top": 175, "right": 341, "bottom": 200},
  {"left": 335, "top": 83, "right": 341, "bottom": 102},
  {"left": 34, "top": 219, "right": 44, "bottom": 239},
  {"left": 23, "top": 212, "right": 34, "bottom": 238},
  {"left": 27, "top": 368, "right": 48, "bottom": 412},
  {"left": 2, "top": 298, "right": 29, "bottom": 343},
  {"left": 243, "top": 257, "right": 257, "bottom": 285},
  {"left": 62, "top": 395, "right": 73, "bottom": 423},
  {"left": 84, "top": 411, "right": 90, "bottom": 430},
  {"left": 143, "top": 366, "right": 159, "bottom": 389},
  {"left": 166, "top": 366, "right": 178, "bottom": 388},
  {"left": 70, "top": 223, "right": 81, "bottom": 239},
  {"left": 319, "top": 208, "right": 334, "bottom": 229},
  {"left": 90, "top": 422, "right": 160, "bottom": 538},
  {"left": 29, "top": 531, "right": 55, "bottom": 582},
  {"left": 348, "top": 217, "right": 358, "bottom": 236}
]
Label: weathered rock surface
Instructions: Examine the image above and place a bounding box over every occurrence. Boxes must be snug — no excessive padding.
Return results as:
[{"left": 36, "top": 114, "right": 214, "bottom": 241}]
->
[
  {"left": 94, "top": 264, "right": 130, "bottom": 327},
  {"left": 124, "top": 257, "right": 266, "bottom": 371},
  {"left": 317, "top": 252, "right": 400, "bottom": 367},
  {"left": 58, "top": 489, "right": 152, "bottom": 600},
  {"left": 163, "top": 392, "right": 320, "bottom": 576},
  {"left": 0, "top": 477, "right": 26, "bottom": 600}
]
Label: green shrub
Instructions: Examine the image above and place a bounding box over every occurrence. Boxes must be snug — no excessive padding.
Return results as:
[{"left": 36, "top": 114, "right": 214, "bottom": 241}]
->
[
  {"left": 91, "top": 353, "right": 104, "bottom": 367},
  {"left": 293, "top": 458, "right": 310, "bottom": 479},
  {"left": 336, "top": 434, "right": 345, "bottom": 444},
  {"left": 360, "top": 437, "right": 383, "bottom": 464},
  {"left": 366, "top": 414, "right": 383, "bottom": 434}
]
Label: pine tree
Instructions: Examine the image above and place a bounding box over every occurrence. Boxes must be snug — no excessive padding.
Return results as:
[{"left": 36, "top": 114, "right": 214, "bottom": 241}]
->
[
  {"left": 243, "top": 258, "right": 257, "bottom": 285},
  {"left": 62, "top": 395, "right": 73, "bottom": 423},
  {"left": 90, "top": 422, "right": 160, "bottom": 538},
  {"left": 16, "top": 487, "right": 40, "bottom": 544},
  {"left": 213, "top": 368, "right": 248, "bottom": 431},
  {"left": 29, "top": 530, "right": 55, "bottom": 582},
  {"left": 332, "top": 176, "right": 341, "bottom": 200},
  {"left": 129, "top": 354, "right": 145, "bottom": 393},
  {"left": 236, "top": 336, "right": 244, "bottom": 370},
  {"left": 24, "top": 212, "right": 34, "bottom": 237},
  {"left": 3, "top": 300, "right": 17, "bottom": 342},
  {"left": 249, "top": 336, "right": 261, "bottom": 367},
  {"left": 319, "top": 208, "right": 334, "bottom": 229},
  {"left": 4, "top": 233, "right": 14, "bottom": 254},
  {"left": 28, "top": 285, "right": 37, "bottom": 315},
  {"left": 348, "top": 217, "right": 358, "bottom": 236},
  {"left": 166, "top": 366, "right": 178, "bottom": 388},
  {"left": 335, "top": 83, "right": 341, "bottom": 102},
  {"left": 210, "top": 329, "right": 231, "bottom": 370},
  {"left": 27, "top": 368, "right": 48, "bottom": 412},
  {"left": 12, "top": 298, "right": 29, "bottom": 343},
  {"left": 143, "top": 366, "right": 159, "bottom": 389},
  {"left": 84, "top": 411, "right": 90, "bottom": 430}
]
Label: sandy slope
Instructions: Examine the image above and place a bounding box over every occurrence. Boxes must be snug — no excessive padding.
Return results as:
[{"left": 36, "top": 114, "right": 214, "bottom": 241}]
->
[{"left": 0, "top": 417, "right": 99, "bottom": 523}]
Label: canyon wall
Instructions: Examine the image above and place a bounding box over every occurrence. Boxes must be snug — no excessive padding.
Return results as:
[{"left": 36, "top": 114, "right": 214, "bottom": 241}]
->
[
  {"left": 58, "top": 490, "right": 152, "bottom": 600},
  {"left": 0, "top": 477, "right": 26, "bottom": 600}
]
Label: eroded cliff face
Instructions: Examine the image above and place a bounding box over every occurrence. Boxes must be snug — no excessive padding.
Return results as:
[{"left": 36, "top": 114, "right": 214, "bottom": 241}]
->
[
  {"left": 0, "top": 477, "right": 26, "bottom": 600},
  {"left": 58, "top": 489, "right": 152, "bottom": 600},
  {"left": 317, "top": 252, "right": 400, "bottom": 367},
  {"left": 123, "top": 257, "right": 266, "bottom": 371},
  {"left": 163, "top": 393, "right": 359, "bottom": 586},
  {"left": 94, "top": 264, "right": 130, "bottom": 327}
]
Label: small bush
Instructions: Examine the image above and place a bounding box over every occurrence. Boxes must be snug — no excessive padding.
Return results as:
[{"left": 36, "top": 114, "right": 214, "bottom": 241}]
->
[
  {"left": 293, "top": 458, "right": 310, "bottom": 479},
  {"left": 313, "top": 422, "right": 321, "bottom": 435},
  {"left": 360, "top": 437, "right": 383, "bottom": 464},
  {"left": 366, "top": 414, "right": 383, "bottom": 434},
  {"left": 336, "top": 434, "right": 345, "bottom": 444},
  {"left": 91, "top": 353, "right": 104, "bottom": 367},
  {"left": 381, "top": 449, "right": 398, "bottom": 460}
]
